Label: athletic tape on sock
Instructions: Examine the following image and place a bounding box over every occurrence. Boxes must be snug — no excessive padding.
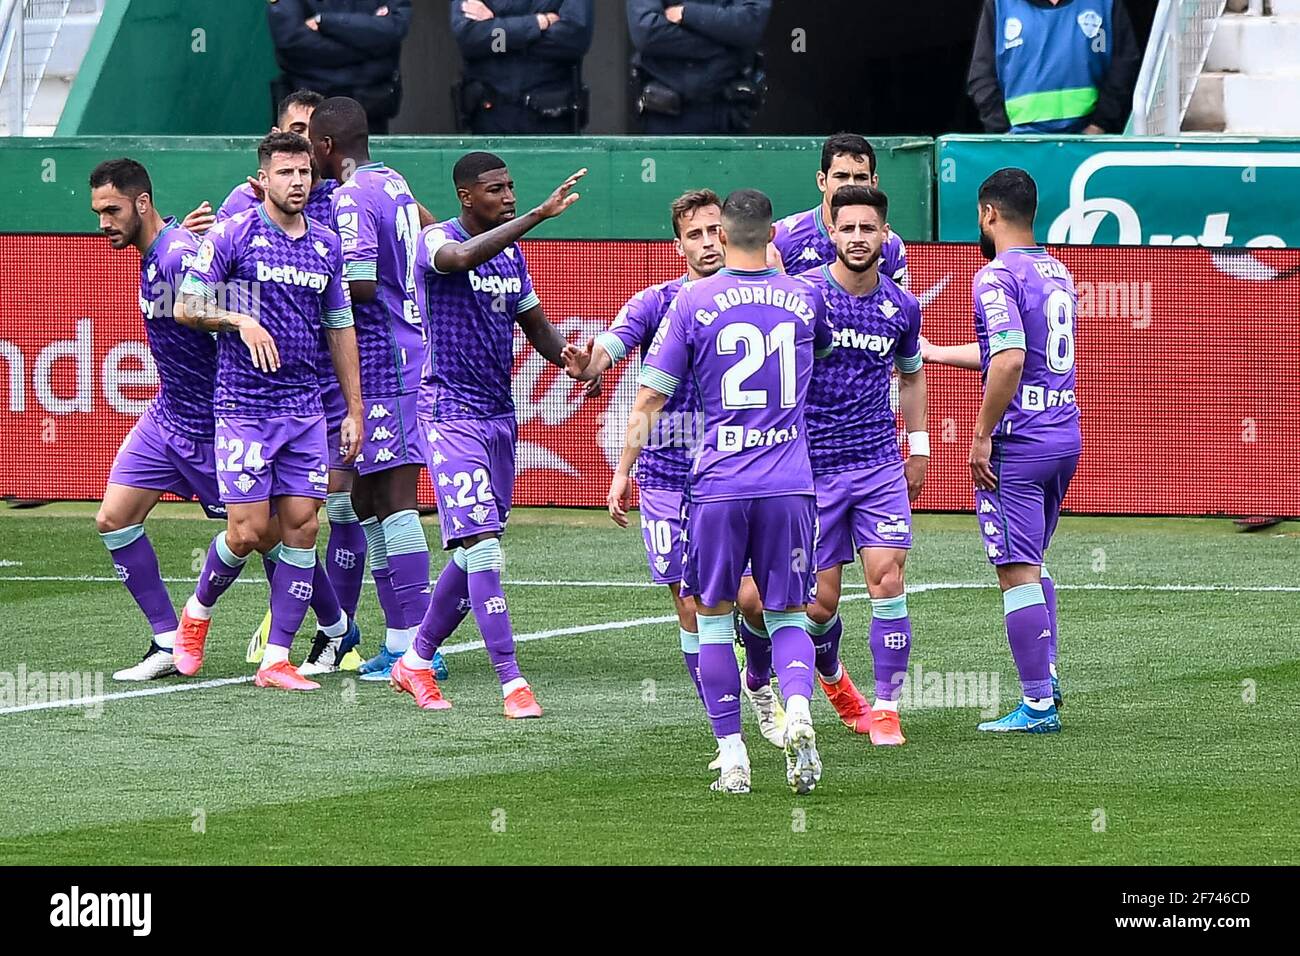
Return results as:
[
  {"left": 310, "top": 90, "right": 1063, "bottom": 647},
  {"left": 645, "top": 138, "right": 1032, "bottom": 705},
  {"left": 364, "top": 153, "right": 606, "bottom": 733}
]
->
[
  {"left": 278, "top": 545, "right": 317, "bottom": 569},
  {"left": 325, "top": 492, "right": 360, "bottom": 524},
  {"left": 361, "top": 517, "right": 387, "bottom": 569},
  {"left": 871, "top": 594, "right": 909, "bottom": 619},
  {"left": 1003, "top": 582, "right": 1046, "bottom": 615},
  {"left": 381, "top": 510, "right": 428, "bottom": 556},
  {"left": 464, "top": 537, "right": 503, "bottom": 574},
  {"left": 452, "top": 547, "right": 468, "bottom": 571},
  {"left": 100, "top": 523, "right": 144, "bottom": 550},
  {"left": 762, "top": 609, "right": 807, "bottom": 634},
  {"left": 804, "top": 612, "right": 839, "bottom": 635},
  {"left": 697, "top": 614, "right": 735, "bottom": 645},
  {"left": 215, "top": 531, "right": 249, "bottom": 567}
]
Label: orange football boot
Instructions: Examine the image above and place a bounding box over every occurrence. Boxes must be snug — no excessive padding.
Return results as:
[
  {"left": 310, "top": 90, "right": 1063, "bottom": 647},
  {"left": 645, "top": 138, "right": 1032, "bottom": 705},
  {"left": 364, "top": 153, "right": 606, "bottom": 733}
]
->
[
  {"left": 868, "top": 707, "right": 907, "bottom": 746},
  {"left": 818, "top": 666, "right": 871, "bottom": 734},
  {"left": 390, "top": 658, "right": 452, "bottom": 710},
  {"left": 504, "top": 685, "right": 543, "bottom": 719},
  {"left": 174, "top": 606, "right": 212, "bottom": 676},
  {"left": 254, "top": 660, "right": 321, "bottom": 691}
]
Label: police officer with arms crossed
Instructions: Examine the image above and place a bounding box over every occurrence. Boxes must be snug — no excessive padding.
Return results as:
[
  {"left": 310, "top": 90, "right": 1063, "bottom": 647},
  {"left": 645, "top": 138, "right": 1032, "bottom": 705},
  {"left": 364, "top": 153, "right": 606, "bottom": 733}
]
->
[
  {"left": 451, "top": 1, "right": 594, "bottom": 134},
  {"left": 267, "top": 0, "right": 412, "bottom": 134},
  {"left": 627, "top": 0, "right": 771, "bottom": 134}
]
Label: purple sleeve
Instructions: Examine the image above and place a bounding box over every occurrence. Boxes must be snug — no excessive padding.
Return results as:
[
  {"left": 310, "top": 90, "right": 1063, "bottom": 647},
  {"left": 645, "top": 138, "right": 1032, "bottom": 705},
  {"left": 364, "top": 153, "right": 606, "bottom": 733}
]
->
[
  {"left": 638, "top": 291, "right": 690, "bottom": 398},
  {"left": 217, "top": 184, "right": 257, "bottom": 222},
  {"left": 896, "top": 296, "right": 923, "bottom": 372},
  {"left": 595, "top": 287, "right": 660, "bottom": 364},
  {"left": 322, "top": 237, "right": 354, "bottom": 329},
  {"left": 974, "top": 266, "right": 1026, "bottom": 355},
  {"left": 812, "top": 292, "right": 834, "bottom": 358},
  {"left": 178, "top": 222, "right": 234, "bottom": 297},
  {"left": 335, "top": 185, "right": 379, "bottom": 282},
  {"left": 516, "top": 247, "right": 539, "bottom": 313}
]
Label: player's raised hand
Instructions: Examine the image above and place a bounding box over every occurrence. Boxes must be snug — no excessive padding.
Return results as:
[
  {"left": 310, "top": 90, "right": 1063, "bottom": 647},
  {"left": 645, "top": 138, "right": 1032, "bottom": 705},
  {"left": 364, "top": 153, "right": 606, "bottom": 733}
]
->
[
  {"left": 245, "top": 176, "right": 267, "bottom": 202},
  {"left": 607, "top": 473, "right": 631, "bottom": 527},
  {"left": 905, "top": 453, "right": 928, "bottom": 501},
  {"left": 338, "top": 412, "right": 361, "bottom": 465},
  {"left": 535, "top": 168, "right": 587, "bottom": 220},
  {"left": 969, "top": 434, "right": 996, "bottom": 491},
  {"left": 182, "top": 201, "right": 216, "bottom": 235},
  {"left": 240, "top": 320, "right": 280, "bottom": 374}
]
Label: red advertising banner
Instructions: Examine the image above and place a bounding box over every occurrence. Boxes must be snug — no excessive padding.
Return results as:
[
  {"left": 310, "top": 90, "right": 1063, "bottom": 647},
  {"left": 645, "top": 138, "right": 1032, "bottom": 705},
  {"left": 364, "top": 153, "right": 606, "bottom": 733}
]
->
[{"left": 1, "top": 236, "right": 1297, "bottom": 516}]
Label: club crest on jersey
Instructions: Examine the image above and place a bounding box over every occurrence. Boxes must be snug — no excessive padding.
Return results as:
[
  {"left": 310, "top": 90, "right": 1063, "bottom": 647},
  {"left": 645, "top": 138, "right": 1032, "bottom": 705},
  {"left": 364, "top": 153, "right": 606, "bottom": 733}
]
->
[
  {"left": 880, "top": 299, "right": 899, "bottom": 319},
  {"left": 146, "top": 263, "right": 158, "bottom": 282},
  {"left": 1078, "top": 9, "right": 1103, "bottom": 39},
  {"left": 314, "top": 240, "right": 330, "bottom": 259}
]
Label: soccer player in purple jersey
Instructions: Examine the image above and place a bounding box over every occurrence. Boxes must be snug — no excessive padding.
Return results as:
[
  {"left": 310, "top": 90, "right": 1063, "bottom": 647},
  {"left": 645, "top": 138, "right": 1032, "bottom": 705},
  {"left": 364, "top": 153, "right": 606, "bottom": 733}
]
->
[
  {"left": 612, "top": 189, "right": 832, "bottom": 795},
  {"left": 389, "top": 152, "right": 586, "bottom": 719},
  {"left": 89, "top": 159, "right": 217, "bottom": 682},
  {"left": 794, "top": 185, "right": 927, "bottom": 746},
  {"left": 308, "top": 96, "right": 452, "bottom": 683},
  {"left": 769, "top": 133, "right": 909, "bottom": 288},
  {"left": 561, "top": 190, "right": 787, "bottom": 760},
  {"left": 968, "top": 168, "right": 1081, "bottom": 732},
  {"left": 172, "top": 132, "right": 363, "bottom": 692}
]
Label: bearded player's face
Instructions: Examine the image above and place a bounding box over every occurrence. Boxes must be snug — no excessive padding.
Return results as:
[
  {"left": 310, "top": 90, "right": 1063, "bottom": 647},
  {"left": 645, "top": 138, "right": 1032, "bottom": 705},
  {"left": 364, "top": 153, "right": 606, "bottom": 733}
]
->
[
  {"left": 832, "top": 205, "right": 886, "bottom": 273},
  {"left": 260, "top": 151, "right": 312, "bottom": 216},
  {"left": 675, "top": 204, "right": 724, "bottom": 278},
  {"left": 820, "top": 152, "right": 876, "bottom": 202},
  {"left": 91, "top": 185, "right": 145, "bottom": 250}
]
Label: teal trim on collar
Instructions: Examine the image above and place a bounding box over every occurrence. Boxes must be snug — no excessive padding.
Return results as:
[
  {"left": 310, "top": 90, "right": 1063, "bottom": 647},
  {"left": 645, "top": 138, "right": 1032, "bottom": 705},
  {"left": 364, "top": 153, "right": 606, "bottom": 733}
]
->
[
  {"left": 1009, "top": 245, "right": 1047, "bottom": 254},
  {"left": 144, "top": 217, "right": 179, "bottom": 259},
  {"left": 821, "top": 263, "right": 881, "bottom": 299},
  {"left": 721, "top": 267, "right": 778, "bottom": 277},
  {"left": 256, "top": 203, "right": 310, "bottom": 239},
  {"left": 813, "top": 204, "right": 830, "bottom": 239}
]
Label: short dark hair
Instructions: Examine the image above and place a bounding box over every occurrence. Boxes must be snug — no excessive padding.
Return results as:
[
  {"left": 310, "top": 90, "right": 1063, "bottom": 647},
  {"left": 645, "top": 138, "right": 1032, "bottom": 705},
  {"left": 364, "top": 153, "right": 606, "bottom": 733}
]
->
[
  {"left": 821, "top": 132, "right": 876, "bottom": 176},
  {"left": 311, "top": 96, "right": 369, "bottom": 149},
  {"left": 978, "top": 167, "right": 1038, "bottom": 226},
  {"left": 830, "top": 184, "right": 888, "bottom": 225},
  {"left": 258, "top": 131, "right": 312, "bottom": 167},
  {"left": 720, "top": 188, "right": 773, "bottom": 251},
  {"left": 89, "top": 158, "right": 153, "bottom": 200},
  {"left": 277, "top": 89, "right": 323, "bottom": 125},
  {"left": 669, "top": 188, "right": 722, "bottom": 237},
  {"left": 453, "top": 151, "right": 507, "bottom": 187}
]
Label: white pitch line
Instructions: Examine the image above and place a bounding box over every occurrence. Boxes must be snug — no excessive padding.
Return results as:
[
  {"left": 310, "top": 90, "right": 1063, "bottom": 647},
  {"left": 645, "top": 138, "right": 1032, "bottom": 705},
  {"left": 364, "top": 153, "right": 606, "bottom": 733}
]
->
[{"left": 1, "top": 575, "right": 1298, "bottom": 593}]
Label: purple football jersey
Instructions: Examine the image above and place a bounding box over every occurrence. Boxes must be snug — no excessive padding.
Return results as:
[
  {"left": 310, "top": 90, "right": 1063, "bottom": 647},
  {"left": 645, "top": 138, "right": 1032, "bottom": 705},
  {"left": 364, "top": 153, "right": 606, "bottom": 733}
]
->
[
  {"left": 800, "top": 267, "right": 922, "bottom": 475},
  {"left": 331, "top": 163, "right": 423, "bottom": 396},
  {"left": 219, "top": 178, "right": 340, "bottom": 389},
  {"left": 179, "top": 206, "right": 353, "bottom": 417},
  {"left": 139, "top": 218, "right": 217, "bottom": 439},
  {"left": 414, "top": 217, "right": 539, "bottom": 421},
  {"left": 639, "top": 267, "right": 831, "bottom": 502},
  {"left": 595, "top": 277, "right": 695, "bottom": 491},
  {"left": 773, "top": 205, "right": 909, "bottom": 288},
  {"left": 972, "top": 246, "right": 1082, "bottom": 458}
]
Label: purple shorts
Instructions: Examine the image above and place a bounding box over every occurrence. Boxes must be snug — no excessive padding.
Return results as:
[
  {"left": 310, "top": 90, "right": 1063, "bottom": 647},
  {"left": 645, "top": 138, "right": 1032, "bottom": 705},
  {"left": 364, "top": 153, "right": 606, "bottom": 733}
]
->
[
  {"left": 215, "top": 414, "right": 329, "bottom": 504},
  {"left": 814, "top": 461, "right": 913, "bottom": 568},
  {"left": 108, "top": 405, "right": 220, "bottom": 506},
  {"left": 638, "top": 486, "right": 687, "bottom": 586},
  {"left": 321, "top": 377, "right": 353, "bottom": 473},
  {"left": 357, "top": 392, "right": 423, "bottom": 476},
  {"left": 684, "top": 494, "right": 817, "bottom": 611},
  {"left": 975, "top": 452, "right": 1079, "bottom": 566},
  {"left": 421, "top": 415, "right": 516, "bottom": 549}
]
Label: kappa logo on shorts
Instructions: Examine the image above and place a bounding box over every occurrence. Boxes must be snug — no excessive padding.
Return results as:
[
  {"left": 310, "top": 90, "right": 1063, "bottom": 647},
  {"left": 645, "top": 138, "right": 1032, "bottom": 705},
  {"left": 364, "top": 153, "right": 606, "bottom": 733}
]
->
[
  {"left": 367, "top": 404, "right": 391, "bottom": 420},
  {"left": 234, "top": 473, "right": 255, "bottom": 495},
  {"left": 469, "top": 504, "right": 491, "bottom": 524},
  {"left": 370, "top": 426, "right": 395, "bottom": 441},
  {"left": 427, "top": 427, "right": 442, "bottom": 443},
  {"left": 452, "top": 517, "right": 465, "bottom": 532},
  {"left": 987, "top": 543, "right": 1002, "bottom": 558},
  {"left": 437, "top": 473, "right": 452, "bottom": 486},
  {"left": 430, "top": 451, "right": 447, "bottom": 466},
  {"left": 982, "top": 520, "right": 1000, "bottom": 537},
  {"left": 979, "top": 500, "right": 997, "bottom": 514},
  {"left": 373, "top": 449, "right": 396, "bottom": 463},
  {"left": 443, "top": 494, "right": 457, "bottom": 509}
]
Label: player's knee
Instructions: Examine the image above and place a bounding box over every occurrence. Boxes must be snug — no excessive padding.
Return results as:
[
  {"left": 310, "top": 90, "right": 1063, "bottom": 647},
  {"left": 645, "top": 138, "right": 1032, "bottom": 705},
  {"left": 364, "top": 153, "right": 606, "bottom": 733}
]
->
[
  {"left": 807, "top": 598, "right": 837, "bottom": 626},
  {"left": 871, "top": 563, "right": 905, "bottom": 596},
  {"left": 224, "top": 522, "right": 263, "bottom": 557},
  {"left": 94, "top": 507, "right": 121, "bottom": 535}
]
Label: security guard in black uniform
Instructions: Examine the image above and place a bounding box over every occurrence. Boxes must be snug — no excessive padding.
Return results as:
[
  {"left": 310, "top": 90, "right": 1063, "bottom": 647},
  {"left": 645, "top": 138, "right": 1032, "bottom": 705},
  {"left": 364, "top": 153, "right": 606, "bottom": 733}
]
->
[
  {"left": 450, "top": 0, "right": 594, "bottom": 135},
  {"left": 266, "top": 0, "right": 412, "bottom": 134},
  {"left": 627, "top": 0, "right": 771, "bottom": 134}
]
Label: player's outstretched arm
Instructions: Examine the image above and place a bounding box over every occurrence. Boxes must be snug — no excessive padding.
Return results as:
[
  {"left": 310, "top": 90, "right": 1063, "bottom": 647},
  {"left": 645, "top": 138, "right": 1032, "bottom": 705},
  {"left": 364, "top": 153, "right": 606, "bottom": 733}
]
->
[
  {"left": 561, "top": 338, "right": 616, "bottom": 382},
  {"left": 609, "top": 385, "right": 669, "bottom": 527},
  {"left": 432, "top": 168, "right": 587, "bottom": 273},
  {"left": 174, "top": 294, "right": 280, "bottom": 373},
  {"left": 920, "top": 335, "right": 982, "bottom": 370},
  {"left": 517, "top": 304, "right": 569, "bottom": 369},
  {"left": 325, "top": 324, "right": 364, "bottom": 464},
  {"left": 898, "top": 367, "right": 929, "bottom": 501}
]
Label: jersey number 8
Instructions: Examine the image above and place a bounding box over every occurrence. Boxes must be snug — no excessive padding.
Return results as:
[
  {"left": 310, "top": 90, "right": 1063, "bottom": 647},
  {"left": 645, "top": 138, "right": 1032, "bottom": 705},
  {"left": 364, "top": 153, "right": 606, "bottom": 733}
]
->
[{"left": 1045, "top": 289, "right": 1076, "bottom": 374}]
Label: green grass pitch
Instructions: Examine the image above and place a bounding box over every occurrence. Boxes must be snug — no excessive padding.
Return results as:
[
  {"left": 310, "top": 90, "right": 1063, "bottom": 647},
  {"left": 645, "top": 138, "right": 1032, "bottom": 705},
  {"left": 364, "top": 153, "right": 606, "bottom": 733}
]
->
[{"left": 0, "top": 503, "right": 1297, "bottom": 865}]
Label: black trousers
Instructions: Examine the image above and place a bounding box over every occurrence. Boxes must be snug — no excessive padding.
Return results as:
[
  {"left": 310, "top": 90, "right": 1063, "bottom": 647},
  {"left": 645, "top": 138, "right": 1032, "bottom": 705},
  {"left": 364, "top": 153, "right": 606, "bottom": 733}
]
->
[{"left": 639, "top": 100, "right": 739, "bottom": 135}]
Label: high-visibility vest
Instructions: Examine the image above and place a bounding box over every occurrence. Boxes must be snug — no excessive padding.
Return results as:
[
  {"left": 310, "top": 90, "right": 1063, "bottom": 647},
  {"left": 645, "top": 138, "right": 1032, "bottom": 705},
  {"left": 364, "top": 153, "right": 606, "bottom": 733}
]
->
[{"left": 995, "top": 0, "right": 1114, "bottom": 133}]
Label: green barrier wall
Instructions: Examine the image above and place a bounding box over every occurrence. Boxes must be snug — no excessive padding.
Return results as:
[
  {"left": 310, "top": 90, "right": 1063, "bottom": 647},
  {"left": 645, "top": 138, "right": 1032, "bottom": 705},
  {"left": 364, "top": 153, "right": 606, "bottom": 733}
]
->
[
  {"left": 57, "top": 0, "right": 278, "bottom": 136},
  {"left": 937, "top": 135, "right": 1300, "bottom": 247},
  {"left": 0, "top": 136, "right": 934, "bottom": 240}
]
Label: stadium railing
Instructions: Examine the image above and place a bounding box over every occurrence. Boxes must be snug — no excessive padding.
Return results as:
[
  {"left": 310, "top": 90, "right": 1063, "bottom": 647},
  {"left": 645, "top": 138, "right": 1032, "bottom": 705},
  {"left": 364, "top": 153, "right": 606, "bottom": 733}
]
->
[{"left": 1130, "top": 0, "right": 1228, "bottom": 135}]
